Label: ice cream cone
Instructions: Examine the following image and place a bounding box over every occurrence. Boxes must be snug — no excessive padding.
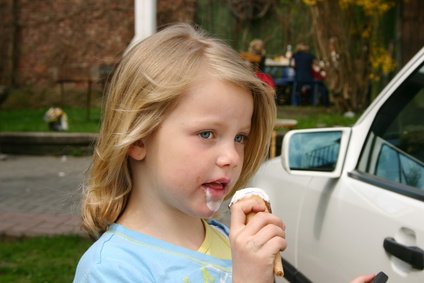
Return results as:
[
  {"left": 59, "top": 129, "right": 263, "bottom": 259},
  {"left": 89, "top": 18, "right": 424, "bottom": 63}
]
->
[{"left": 230, "top": 188, "right": 284, "bottom": 277}]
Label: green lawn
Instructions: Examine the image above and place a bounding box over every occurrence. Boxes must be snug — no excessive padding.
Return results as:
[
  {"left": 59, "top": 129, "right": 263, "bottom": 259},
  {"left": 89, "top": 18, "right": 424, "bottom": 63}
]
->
[
  {"left": 0, "top": 105, "right": 359, "bottom": 133},
  {"left": 0, "top": 108, "right": 101, "bottom": 133},
  {"left": 277, "top": 105, "right": 359, "bottom": 129},
  {"left": 0, "top": 235, "right": 91, "bottom": 283}
]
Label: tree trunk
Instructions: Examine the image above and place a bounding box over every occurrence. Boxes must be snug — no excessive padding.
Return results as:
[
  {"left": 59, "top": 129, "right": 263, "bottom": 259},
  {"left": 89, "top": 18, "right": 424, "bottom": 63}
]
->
[
  {"left": 157, "top": 0, "right": 197, "bottom": 27},
  {"left": 309, "top": 1, "right": 371, "bottom": 112}
]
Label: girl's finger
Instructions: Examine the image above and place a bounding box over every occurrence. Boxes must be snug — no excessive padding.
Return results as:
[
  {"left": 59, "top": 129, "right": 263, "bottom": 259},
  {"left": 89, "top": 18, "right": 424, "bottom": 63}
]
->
[
  {"left": 244, "top": 222, "right": 286, "bottom": 253},
  {"left": 229, "top": 197, "right": 268, "bottom": 233}
]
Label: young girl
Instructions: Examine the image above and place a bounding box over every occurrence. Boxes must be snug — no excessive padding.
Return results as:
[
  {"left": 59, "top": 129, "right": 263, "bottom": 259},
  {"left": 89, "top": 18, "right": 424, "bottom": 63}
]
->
[{"left": 74, "top": 23, "right": 285, "bottom": 283}]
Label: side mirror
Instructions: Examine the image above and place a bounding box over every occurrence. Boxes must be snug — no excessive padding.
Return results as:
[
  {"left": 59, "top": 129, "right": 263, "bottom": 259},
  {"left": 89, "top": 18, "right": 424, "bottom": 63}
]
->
[{"left": 281, "top": 127, "right": 351, "bottom": 178}]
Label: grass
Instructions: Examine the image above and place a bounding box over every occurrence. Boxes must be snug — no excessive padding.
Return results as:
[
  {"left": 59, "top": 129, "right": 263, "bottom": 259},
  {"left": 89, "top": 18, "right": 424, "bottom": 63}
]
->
[
  {"left": 0, "top": 235, "right": 92, "bottom": 283},
  {"left": 0, "top": 86, "right": 359, "bottom": 132},
  {"left": 278, "top": 106, "right": 360, "bottom": 129},
  {"left": 0, "top": 108, "right": 101, "bottom": 133},
  {"left": 0, "top": 105, "right": 359, "bottom": 133},
  {"left": 0, "top": 86, "right": 103, "bottom": 133}
]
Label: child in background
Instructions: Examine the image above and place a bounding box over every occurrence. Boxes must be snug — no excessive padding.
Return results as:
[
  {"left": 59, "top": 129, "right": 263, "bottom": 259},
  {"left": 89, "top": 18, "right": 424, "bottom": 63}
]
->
[
  {"left": 44, "top": 107, "right": 68, "bottom": 131},
  {"left": 73, "top": 23, "right": 285, "bottom": 283},
  {"left": 247, "top": 39, "right": 276, "bottom": 89},
  {"left": 248, "top": 39, "right": 266, "bottom": 72}
]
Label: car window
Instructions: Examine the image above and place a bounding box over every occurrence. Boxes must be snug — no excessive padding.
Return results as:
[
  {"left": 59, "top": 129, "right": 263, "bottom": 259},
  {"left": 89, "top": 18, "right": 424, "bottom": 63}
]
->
[
  {"left": 375, "top": 141, "right": 424, "bottom": 187},
  {"left": 357, "top": 63, "right": 424, "bottom": 194}
]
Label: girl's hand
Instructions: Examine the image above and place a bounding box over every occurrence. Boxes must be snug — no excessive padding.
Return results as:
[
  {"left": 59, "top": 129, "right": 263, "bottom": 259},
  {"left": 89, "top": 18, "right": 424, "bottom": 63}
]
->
[
  {"left": 230, "top": 197, "right": 286, "bottom": 283},
  {"left": 350, "top": 273, "right": 376, "bottom": 283}
]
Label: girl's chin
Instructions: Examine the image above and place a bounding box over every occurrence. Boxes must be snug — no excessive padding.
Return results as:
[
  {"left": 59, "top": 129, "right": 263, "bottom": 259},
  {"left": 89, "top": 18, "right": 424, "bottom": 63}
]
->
[
  {"left": 205, "top": 188, "right": 225, "bottom": 214},
  {"left": 196, "top": 203, "right": 223, "bottom": 219}
]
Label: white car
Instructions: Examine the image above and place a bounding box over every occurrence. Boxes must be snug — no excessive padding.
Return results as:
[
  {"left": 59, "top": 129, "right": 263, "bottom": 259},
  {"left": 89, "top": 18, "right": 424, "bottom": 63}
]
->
[{"left": 249, "top": 47, "right": 424, "bottom": 283}]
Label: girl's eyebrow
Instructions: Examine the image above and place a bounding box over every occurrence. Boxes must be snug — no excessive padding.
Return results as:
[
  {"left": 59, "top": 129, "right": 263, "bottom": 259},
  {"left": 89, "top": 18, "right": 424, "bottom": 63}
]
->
[
  {"left": 184, "top": 115, "right": 251, "bottom": 131},
  {"left": 239, "top": 124, "right": 251, "bottom": 132}
]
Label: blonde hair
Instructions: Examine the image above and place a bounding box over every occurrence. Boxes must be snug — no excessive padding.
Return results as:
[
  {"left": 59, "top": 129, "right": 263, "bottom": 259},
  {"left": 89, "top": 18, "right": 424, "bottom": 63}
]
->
[
  {"left": 248, "top": 39, "right": 265, "bottom": 56},
  {"left": 81, "top": 23, "right": 276, "bottom": 238},
  {"left": 295, "top": 42, "right": 309, "bottom": 52}
]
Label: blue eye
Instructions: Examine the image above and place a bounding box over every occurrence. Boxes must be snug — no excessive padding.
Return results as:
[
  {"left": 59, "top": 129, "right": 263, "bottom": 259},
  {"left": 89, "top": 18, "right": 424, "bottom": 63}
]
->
[
  {"left": 235, "top": 134, "right": 248, "bottom": 144},
  {"left": 199, "top": 131, "right": 213, "bottom": 139}
]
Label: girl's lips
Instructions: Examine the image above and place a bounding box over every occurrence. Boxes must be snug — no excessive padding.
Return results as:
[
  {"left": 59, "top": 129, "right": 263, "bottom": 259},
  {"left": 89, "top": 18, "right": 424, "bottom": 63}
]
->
[{"left": 203, "top": 180, "right": 229, "bottom": 200}]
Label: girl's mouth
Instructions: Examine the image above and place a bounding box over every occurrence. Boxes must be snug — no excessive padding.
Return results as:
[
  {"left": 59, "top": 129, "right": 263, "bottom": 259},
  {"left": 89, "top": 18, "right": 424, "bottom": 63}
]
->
[
  {"left": 203, "top": 179, "right": 229, "bottom": 213},
  {"left": 204, "top": 182, "right": 226, "bottom": 196}
]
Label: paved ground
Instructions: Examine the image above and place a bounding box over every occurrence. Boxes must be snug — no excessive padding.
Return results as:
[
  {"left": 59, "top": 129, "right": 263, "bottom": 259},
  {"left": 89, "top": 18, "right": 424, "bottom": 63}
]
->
[
  {"left": 0, "top": 154, "right": 91, "bottom": 237},
  {"left": 0, "top": 154, "right": 232, "bottom": 237}
]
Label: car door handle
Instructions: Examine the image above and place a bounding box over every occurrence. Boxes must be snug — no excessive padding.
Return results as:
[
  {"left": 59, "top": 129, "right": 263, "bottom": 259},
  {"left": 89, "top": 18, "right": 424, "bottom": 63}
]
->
[{"left": 383, "top": 237, "right": 424, "bottom": 270}]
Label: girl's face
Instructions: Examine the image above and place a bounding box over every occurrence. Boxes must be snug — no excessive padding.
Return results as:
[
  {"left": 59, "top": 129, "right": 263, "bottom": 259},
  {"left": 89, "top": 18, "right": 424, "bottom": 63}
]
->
[{"left": 134, "top": 77, "right": 253, "bottom": 219}]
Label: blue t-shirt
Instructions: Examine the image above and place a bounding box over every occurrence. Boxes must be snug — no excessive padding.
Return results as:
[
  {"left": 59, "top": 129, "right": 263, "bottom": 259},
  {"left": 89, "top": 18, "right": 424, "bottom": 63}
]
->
[{"left": 73, "top": 220, "right": 232, "bottom": 282}]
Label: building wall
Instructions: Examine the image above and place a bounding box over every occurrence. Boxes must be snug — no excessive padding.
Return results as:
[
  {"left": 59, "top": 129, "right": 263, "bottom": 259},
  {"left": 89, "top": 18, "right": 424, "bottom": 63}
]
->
[
  {"left": 0, "top": 0, "right": 199, "bottom": 88},
  {"left": 15, "top": 0, "right": 133, "bottom": 87}
]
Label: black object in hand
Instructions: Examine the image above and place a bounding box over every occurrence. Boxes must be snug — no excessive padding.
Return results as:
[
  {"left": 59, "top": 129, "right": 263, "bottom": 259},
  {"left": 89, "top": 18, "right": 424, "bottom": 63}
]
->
[{"left": 371, "top": 272, "right": 388, "bottom": 283}]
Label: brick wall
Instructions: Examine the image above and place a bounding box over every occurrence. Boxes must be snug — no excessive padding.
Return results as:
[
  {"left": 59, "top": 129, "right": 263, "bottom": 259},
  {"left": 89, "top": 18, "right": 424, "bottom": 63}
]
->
[
  {"left": 13, "top": 0, "right": 133, "bottom": 87},
  {"left": 0, "top": 0, "right": 197, "bottom": 89}
]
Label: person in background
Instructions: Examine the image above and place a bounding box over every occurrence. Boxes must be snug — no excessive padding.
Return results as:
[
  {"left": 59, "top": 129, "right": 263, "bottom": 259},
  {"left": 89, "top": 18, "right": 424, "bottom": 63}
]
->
[
  {"left": 248, "top": 39, "right": 276, "bottom": 89},
  {"left": 312, "top": 59, "right": 330, "bottom": 106},
  {"left": 248, "top": 39, "right": 266, "bottom": 72},
  {"left": 292, "top": 43, "right": 315, "bottom": 82},
  {"left": 43, "top": 107, "right": 68, "bottom": 131},
  {"left": 291, "top": 42, "right": 315, "bottom": 105}
]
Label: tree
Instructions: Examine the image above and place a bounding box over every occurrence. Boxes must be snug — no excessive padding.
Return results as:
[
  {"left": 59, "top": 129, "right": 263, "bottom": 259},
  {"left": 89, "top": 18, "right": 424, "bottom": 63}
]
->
[
  {"left": 157, "top": 0, "right": 197, "bottom": 27},
  {"left": 304, "top": 0, "right": 396, "bottom": 111}
]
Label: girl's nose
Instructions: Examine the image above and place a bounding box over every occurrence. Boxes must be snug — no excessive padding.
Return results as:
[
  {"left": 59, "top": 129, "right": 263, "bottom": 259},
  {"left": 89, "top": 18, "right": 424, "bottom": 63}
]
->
[{"left": 216, "top": 142, "right": 242, "bottom": 168}]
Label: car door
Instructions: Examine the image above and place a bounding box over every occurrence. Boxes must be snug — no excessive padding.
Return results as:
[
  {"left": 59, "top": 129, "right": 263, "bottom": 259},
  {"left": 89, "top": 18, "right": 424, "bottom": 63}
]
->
[{"left": 295, "top": 62, "right": 424, "bottom": 282}]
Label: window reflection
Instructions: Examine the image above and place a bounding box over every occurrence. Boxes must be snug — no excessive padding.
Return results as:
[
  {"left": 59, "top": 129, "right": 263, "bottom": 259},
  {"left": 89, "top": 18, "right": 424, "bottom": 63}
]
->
[
  {"left": 289, "top": 132, "right": 341, "bottom": 171},
  {"left": 376, "top": 144, "right": 424, "bottom": 189}
]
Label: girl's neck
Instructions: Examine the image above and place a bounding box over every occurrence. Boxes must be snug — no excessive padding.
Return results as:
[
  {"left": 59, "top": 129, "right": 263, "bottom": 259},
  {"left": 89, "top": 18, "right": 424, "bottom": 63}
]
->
[{"left": 117, "top": 196, "right": 206, "bottom": 251}]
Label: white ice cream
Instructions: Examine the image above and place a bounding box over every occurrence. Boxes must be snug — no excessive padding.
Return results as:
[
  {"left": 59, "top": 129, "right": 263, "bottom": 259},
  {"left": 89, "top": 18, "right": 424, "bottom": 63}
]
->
[{"left": 229, "top": 187, "right": 270, "bottom": 207}]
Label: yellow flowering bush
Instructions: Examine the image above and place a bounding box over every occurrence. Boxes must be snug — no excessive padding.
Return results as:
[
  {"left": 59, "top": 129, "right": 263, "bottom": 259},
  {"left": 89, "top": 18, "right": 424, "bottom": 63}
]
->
[
  {"left": 303, "top": 0, "right": 396, "bottom": 82},
  {"left": 369, "top": 47, "right": 396, "bottom": 81}
]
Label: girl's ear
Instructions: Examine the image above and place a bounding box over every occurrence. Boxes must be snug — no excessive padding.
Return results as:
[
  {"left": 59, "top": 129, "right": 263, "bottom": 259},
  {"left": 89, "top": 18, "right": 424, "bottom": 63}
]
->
[{"left": 128, "top": 140, "right": 146, "bottom": 161}]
